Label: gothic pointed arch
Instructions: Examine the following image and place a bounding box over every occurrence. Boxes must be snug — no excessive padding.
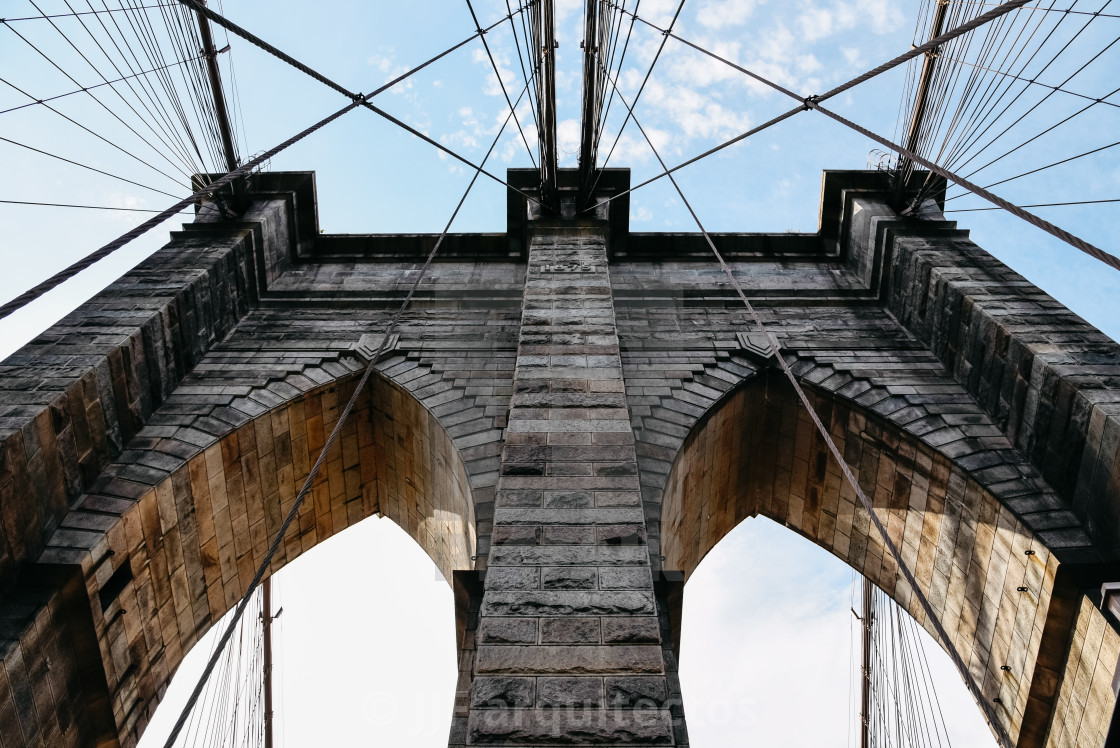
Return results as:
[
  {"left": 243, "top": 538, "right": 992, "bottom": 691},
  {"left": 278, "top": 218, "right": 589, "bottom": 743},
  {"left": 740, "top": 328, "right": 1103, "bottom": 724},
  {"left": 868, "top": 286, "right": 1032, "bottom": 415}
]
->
[{"left": 659, "top": 368, "right": 1119, "bottom": 748}]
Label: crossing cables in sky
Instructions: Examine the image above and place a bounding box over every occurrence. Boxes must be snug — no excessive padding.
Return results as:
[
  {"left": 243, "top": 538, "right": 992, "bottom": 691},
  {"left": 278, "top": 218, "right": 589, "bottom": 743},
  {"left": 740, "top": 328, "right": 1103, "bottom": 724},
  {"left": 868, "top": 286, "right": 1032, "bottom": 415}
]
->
[
  {"left": 593, "top": 0, "right": 1120, "bottom": 273},
  {"left": 174, "top": 0, "right": 540, "bottom": 202},
  {"left": 0, "top": 1, "right": 540, "bottom": 322}
]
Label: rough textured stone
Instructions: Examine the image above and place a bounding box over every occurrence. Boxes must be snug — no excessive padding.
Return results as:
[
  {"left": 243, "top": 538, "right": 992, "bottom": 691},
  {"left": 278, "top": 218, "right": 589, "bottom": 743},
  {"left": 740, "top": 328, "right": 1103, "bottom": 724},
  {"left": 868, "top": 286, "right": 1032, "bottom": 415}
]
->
[
  {"left": 1, "top": 171, "right": 1117, "bottom": 748},
  {"left": 471, "top": 677, "right": 535, "bottom": 708},
  {"left": 537, "top": 677, "right": 604, "bottom": 708},
  {"left": 475, "top": 645, "right": 664, "bottom": 675},
  {"left": 540, "top": 617, "right": 601, "bottom": 644},
  {"left": 467, "top": 708, "right": 673, "bottom": 744}
]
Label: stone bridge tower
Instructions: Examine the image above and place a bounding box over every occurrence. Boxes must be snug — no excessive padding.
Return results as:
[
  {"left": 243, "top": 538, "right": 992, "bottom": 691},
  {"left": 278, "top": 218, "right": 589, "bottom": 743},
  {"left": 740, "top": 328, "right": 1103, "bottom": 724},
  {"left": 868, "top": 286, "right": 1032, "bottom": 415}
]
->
[{"left": 0, "top": 168, "right": 1119, "bottom": 748}]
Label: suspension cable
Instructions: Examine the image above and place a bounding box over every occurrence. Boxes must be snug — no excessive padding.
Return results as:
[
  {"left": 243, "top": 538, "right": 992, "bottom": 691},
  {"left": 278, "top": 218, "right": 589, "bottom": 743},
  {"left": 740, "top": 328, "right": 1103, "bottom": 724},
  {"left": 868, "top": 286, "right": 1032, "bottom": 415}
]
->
[
  {"left": 0, "top": 52, "right": 206, "bottom": 117},
  {"left": 944, "top": 138, "right": 1120, "bottom": 198},
  {"left": 600, "top": 63, "right": 1018, "bottom": 748},
  {"left": 173, "top": 0, "right": 539, "bottom": 203},
  {"left": 159, "top": 73, "right": 529, "bottom": 748},
  {"left": 0, "top": 134, "right": 182, "bottom": 199},
  {"left": 586, "top": 0, "right": 687, "bottom": 197},
  {"left": 0, "top": 65, "right": 189, "bottom": 187},
  {"left": 0, "top": 96, "right": 361, "bottom": 323},
  {"left": 807, "top": 99, "right": 1120, "bottom": 271},
  {"left": 587, "top": 0, "right": 1035, "bottom": 212},
  {"left": 937, "top": 52, "right": 1120, "bottom": 109},
  {"left": 6, "top": 11, "right": 200, "bottom": 181},
  {"left": 969, "top": 1, "right": 1120, "bottom": 17},
  {"left": 946, "top": 197, "right": 1120, "bottom": 211},
  {"left": 464, "top": 0, "right": 538, "bottom": 168},
  {"left": 0, "top": 3, "right": 173, "bottom": 22},
  {"left": 591, "top": 0, "right": 1118, "bottom": 270},
  {"left": 0, "top": 199, "right": 175, "bottom": 213}
]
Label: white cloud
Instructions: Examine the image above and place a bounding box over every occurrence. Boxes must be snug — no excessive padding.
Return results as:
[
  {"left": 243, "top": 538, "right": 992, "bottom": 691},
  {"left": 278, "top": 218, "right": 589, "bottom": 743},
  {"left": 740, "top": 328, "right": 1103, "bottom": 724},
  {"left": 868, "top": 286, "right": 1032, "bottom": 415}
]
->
[
  {"left": 367, "top": 51, "right": 414, "bottom": 94},
  {"left": 799, "top": 5, "right": 835, "bottom": 41},
  {"left": 841, "top": 46, "right": 863, "bottom": 67},
  {"left": 697, "top": 0, "right": 760, "bottom": 28},
  {"left": 471, "top": 47, "right": 517, "bottom": 98}
]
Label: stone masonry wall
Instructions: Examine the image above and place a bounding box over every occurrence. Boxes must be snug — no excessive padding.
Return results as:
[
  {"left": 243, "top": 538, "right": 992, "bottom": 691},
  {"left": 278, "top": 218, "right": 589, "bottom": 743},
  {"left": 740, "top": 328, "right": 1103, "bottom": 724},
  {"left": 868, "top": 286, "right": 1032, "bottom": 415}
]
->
[
  {"left": 0, "top": 171, "right": 1118, "bottom": 747},
  {"left": 456, "top": 225, "right": 683, "bottom": 746}
]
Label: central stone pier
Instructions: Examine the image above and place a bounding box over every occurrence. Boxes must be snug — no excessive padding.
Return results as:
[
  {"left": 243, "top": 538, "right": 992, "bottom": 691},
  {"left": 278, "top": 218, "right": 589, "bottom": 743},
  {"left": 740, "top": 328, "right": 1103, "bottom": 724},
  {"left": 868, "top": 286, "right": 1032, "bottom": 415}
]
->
[{"left": 457, "top": 221, "right": 682, "bottom": 745}]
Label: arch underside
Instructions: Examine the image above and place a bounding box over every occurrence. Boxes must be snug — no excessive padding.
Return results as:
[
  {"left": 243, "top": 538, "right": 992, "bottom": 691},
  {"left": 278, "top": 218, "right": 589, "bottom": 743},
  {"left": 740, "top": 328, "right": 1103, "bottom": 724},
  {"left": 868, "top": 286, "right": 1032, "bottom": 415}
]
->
[
  {"left": 660, "top": 371, "right": 1119, "bottom": 748},
  {"left": 37, "top": 364, "right": 476, "bottom": 747}
]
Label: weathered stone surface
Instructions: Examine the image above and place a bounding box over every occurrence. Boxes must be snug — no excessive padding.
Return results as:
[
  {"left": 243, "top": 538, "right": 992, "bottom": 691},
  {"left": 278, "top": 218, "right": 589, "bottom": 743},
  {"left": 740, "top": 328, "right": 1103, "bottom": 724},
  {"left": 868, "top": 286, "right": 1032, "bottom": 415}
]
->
[
  {"left": 471, "top": 677, "right": 536, "bottom": 708},
  {"left": 488, "top": 545, "right": 647, "bottom": 567},
  {"left": 475, "top": 645, "right": 664, "bottom": 675},
  {"left": 601, "top": 618, "right": 661, "bottom": 644},
  {"left": 482, "top": 591, "right": 656, "bottom": 617},
  {"left": 605, "top": 677, "right": 670, "bottom": 708},
  {"left": 479, "top": 618, "right": 539, "bottom": 644},
  {"left": 467, "top": 708, "right": 673, "bottom": 744},
  {"left": 540, "top": 617, "right": 601, "bottom": 644},
  {"left": 1, "top": 171, "right": 1117, "bottom": 748},
  {"left": 487, "top": 567, "right": 541, "bottom": 590},
  {"left": 598, "top": 568, "right": 652, "bottom": 590},
  {"left": 537, "top": 677, "right": 604, "bottom": 708},
  {"left": 541, "top": 567, "right": 598, "bottom": 590}
]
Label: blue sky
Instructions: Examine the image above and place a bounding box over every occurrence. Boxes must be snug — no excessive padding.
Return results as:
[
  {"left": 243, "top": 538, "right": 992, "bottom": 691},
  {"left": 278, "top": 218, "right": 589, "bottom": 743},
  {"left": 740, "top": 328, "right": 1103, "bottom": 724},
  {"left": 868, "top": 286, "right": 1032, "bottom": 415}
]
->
[{"left": 2, "top": 0, "right": 1118, "bottom": 745}]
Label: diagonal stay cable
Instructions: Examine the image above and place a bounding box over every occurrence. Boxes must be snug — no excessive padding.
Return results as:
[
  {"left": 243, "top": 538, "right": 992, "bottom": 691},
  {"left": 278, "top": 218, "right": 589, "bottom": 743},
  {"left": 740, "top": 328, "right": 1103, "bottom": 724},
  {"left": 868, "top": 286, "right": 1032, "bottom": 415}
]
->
[
  {"left": 0, "top": 52, "right": 205, "bottom": 116},
  {"left": 972, "top": 1, "right": 1120, "bottom": 17},
  {"left": 586, "top": 0, "right": 686, "bottom": 197},
  {"left": 0, "top": 3, "right": 173, "bottom": 22},
  {"left": 959, "top": 81, "right": 1120, "bottom": 180},
  {"left": 0, "top": 199, "right": 177, "bottom": 212},
  {"left": 504, "top": 0, "right": 542, "bottom": 143},
  {"left": 592, "top": 0, "right": 1118, "bottom": 270},
  {"left": 45, "top": 0, "right": 205, "bottom": 177},
  {"left": 943, "top": 137, "right": 1120, "bottom": 199},
  {"left": 159, "top": 74, "right": 529, "bottom": 748},
  {"left": 601, "top": 66, "right": 1018, "bottom": 748},
  {"left": 0, "top": 97, "right": 360, "bottom": 323},
  {"left": 0, "top": 71, "right": 188, "bottom": 188},
  {"left": 0, "top": 134, "right": 182, "bottom": 199},
  {"left": 816, "top": 0, "right": 1033, "bottom": 102},
  {"left": 937, "top": 52, "right": 1120, "bottom": 110},
  {"left": 173, "top": 0, "right": 539, "bottom": 203},
  {"left": 806, "top": 99, "right": 1120, "bottom": 271},
  {"left": 946, "top": 197, "right": 1120, "bottom": 211},
  {"left": 587, "top": 0, "right": 1034, "bottom": 212},
  {"left": 5, "top": 13, "right": 198, "bottom": 181},
  {"left": 595, "top": 0, "right": 640, "bottom": 152},
  {"left": 1, "top": 0, "right": 544, "bottom": 320},
  {"left": 465, "top": 0, "right": 538, "bottom": 168}
]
